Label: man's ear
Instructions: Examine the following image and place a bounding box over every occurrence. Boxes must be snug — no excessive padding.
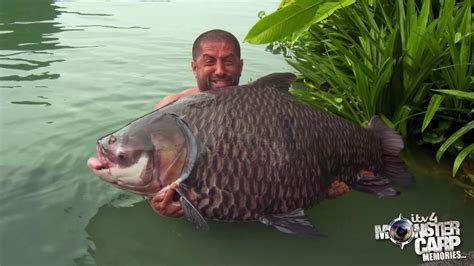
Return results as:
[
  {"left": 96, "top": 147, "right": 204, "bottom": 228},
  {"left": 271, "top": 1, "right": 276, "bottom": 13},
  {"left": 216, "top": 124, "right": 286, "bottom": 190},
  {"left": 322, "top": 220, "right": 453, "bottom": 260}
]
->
[
  {"left": 191, "top": 60, "right": 197, "bottom": 77},
  {"left": 239, "top": 59, "right": 244, "bottom": 75}
]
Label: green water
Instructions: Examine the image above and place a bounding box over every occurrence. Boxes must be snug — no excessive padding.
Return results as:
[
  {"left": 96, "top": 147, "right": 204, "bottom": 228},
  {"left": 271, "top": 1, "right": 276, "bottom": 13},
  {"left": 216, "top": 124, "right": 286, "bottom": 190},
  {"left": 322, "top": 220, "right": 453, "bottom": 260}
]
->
[{"left": 0, "top": 1, "right": 472, "bottom": 265}]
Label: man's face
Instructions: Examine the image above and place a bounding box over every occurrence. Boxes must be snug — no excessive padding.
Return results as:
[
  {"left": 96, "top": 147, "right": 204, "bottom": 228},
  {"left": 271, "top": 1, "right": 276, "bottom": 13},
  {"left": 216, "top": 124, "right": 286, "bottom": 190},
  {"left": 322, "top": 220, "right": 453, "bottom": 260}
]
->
[{"left": 191, "top": 40, "right": 243, "bottom": 91}]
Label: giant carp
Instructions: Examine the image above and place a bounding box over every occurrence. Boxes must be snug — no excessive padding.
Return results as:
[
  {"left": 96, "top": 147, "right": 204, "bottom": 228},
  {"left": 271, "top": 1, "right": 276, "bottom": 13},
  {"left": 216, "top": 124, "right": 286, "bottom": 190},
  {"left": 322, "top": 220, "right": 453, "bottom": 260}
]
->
[{"left": 87, "top": 73, "right": 412, "bottom": 237}]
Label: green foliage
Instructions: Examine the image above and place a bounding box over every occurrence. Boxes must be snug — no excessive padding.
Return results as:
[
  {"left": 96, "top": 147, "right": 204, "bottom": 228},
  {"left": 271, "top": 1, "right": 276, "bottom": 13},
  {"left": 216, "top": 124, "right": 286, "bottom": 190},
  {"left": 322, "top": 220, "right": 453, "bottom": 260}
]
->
[
  {"left": 436, "top": 121, "right": 473, "bottom": 162},
  {"left": 247, "top": 0, "right": 473, "bottom": 189},
  {"left": 422, "top": 95, "right": 445, "bottom": 132},
  {"left": 453, "top": 143, "right": 473, "bottom": 177},
  {"left": 433, "top": 89, "right": 474, "bottom": 100},
  {"left": 244, "top": 0, "right": 355, "bottom": 44}
]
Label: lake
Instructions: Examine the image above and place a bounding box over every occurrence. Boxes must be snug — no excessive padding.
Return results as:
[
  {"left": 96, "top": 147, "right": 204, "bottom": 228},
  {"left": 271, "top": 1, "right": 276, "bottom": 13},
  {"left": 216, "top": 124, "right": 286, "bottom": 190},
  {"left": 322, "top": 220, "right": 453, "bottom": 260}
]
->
[{"left": 0, "top": 0, "right": 472, "bottom": 265}]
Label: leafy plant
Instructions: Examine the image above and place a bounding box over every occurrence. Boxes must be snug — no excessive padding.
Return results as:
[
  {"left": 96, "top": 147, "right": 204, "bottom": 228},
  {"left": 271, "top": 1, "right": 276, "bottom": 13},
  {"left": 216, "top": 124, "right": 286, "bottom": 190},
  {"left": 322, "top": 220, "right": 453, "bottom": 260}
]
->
[
  {"left": 246, "top": 0, "right": 473, "bottom": 194},
  {"left": 245, "top": 0, "right": 356, "bottom": 45}
]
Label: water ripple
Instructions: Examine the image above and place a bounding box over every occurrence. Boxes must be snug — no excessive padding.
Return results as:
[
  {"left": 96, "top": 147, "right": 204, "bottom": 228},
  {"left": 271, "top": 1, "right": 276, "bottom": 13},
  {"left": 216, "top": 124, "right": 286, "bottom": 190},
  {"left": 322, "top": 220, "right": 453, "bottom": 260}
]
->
[
  {"left": 74, "top": 24, "right": 150, "bottom": 30},
  {"left": 59, "top": 10, "right": 113, "bottom": 17},
  {"left": 10, "top": 100, "right": 52, "bottom": 106},
  {"left": 0, "top": 58, "right": 64, "bottom": 70},
  {"left": 0, "top": 72, "right": 61, "bottom": 81}
]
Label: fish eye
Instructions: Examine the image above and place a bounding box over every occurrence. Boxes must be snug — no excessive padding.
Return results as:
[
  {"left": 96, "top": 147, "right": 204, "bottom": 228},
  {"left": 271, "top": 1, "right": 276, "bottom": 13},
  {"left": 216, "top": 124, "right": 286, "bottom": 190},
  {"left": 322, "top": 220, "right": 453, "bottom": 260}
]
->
[{"left": 108, "top": 135, "right": 117, "bottom": 145}]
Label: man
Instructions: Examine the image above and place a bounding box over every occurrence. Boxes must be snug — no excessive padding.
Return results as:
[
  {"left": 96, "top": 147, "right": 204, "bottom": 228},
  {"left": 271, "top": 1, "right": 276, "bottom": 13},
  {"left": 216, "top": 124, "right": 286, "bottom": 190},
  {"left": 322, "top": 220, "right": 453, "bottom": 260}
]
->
[
  {"left": 152, "top": 29, "right": 243, "bottom": 217},
  {"left": 151, "top": 29, "right": 349, "bottom": 218}
]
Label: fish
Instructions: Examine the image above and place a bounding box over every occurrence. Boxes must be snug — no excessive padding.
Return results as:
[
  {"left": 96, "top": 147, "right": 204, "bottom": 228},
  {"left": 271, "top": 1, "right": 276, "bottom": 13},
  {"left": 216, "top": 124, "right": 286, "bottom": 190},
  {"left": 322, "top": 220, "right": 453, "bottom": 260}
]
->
[{"left": 87, "top": 73, "right": 412, "bottom": 237}]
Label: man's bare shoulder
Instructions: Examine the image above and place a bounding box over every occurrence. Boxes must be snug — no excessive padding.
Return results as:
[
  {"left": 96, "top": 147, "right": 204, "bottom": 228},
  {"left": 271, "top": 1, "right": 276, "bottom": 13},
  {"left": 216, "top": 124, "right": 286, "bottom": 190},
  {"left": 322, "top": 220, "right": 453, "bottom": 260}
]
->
[{"left": 154, "top": 87, "right": 199, "bottom": 110}]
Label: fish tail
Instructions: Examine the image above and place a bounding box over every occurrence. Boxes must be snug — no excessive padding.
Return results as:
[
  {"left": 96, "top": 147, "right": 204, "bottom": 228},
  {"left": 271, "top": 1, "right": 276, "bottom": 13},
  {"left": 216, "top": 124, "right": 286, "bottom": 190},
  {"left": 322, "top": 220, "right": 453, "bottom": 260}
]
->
[{"left": 369, "top": 116, "right": 413, "bottom": 185}]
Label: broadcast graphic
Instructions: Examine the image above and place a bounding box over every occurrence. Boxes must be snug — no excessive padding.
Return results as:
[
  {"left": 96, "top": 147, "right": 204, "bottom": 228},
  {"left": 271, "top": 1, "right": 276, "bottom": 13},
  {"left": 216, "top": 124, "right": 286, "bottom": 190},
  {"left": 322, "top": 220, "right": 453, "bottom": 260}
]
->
[{"left": 374, "top": 212, "right": 468, "bottom": 262}]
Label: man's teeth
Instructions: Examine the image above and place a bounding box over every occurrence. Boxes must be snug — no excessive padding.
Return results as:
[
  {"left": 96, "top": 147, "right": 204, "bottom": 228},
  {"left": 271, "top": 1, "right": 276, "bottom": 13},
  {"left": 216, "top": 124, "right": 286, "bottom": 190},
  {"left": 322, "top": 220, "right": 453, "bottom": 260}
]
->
[{"left": 213, "top": 80, "right": 229, "bottom": 86}]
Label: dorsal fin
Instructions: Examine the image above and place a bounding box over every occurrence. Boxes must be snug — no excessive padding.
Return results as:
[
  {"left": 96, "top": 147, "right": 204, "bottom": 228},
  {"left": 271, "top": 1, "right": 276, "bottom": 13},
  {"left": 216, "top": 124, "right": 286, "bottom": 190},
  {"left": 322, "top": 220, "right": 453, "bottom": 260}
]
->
[{"left": 250, "top": 72, "right": 296, "bottom": 94}]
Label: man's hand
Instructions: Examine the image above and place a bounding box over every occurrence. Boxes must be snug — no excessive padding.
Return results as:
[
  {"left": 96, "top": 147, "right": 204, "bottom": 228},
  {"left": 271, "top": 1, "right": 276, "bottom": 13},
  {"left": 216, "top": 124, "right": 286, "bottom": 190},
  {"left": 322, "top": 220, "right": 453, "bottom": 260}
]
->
[
  {"left": 151, "top": 183, "right": 184, "bottom": 217},
  {"left": 326, "top": 180, "right": 350, "bottom": 199}
]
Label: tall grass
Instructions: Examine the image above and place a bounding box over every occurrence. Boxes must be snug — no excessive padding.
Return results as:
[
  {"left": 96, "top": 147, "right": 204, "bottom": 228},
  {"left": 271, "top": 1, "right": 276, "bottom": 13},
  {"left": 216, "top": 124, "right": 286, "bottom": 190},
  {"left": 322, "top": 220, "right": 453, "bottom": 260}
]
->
[{"left": 246, "top": 0, "right": 473, "bottom": 194}]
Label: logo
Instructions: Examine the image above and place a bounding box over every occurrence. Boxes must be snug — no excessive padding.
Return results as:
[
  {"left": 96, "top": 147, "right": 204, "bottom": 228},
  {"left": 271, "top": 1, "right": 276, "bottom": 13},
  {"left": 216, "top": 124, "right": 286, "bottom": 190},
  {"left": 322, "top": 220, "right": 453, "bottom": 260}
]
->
[
  {"left": 387, "top": 214, "right": 415, "bottom": 249},
  {"left": 374, "top": 212, "right": 467, "bottom": 262}
]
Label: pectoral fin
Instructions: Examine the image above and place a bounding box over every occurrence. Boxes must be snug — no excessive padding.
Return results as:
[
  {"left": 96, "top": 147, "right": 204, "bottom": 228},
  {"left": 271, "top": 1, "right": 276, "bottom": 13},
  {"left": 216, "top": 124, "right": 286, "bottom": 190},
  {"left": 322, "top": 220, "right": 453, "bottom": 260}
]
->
[
  {"left": 259, "top": 208, "right": 326, "bottom": 238},
  {"left": 352, "top": 174, "right": 400, "bottom": 196},
  {"left": 176, "top": 184, "right": 209, "bottom": 230}
]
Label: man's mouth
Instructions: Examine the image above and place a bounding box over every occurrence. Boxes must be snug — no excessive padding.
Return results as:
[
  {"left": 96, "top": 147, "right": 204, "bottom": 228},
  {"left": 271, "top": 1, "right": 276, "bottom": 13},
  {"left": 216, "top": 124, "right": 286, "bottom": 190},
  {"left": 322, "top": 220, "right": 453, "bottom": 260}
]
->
[{"left": 211, "top": 78, "right": 231, "bottom": 89}]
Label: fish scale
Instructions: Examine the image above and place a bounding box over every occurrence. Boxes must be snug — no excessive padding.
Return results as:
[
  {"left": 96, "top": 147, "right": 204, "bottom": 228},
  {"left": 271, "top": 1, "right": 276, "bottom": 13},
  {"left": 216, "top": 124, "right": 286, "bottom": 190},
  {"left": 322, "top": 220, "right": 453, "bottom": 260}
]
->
[{"left": 161, "top": 79, "right": 382, "bottom": 222}]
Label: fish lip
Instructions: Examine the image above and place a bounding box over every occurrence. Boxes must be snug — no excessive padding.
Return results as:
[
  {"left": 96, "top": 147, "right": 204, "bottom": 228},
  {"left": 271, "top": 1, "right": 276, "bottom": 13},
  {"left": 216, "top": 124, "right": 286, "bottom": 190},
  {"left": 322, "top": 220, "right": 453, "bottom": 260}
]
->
[
  {"left": 93, "top": 144, "right": 116, "bottom": 170},
  {"left": 98, "top": 145, "right": 106, "bottom": 166},
  {"left": 96, "top": 145, "right": 107, "bottom": 170}
]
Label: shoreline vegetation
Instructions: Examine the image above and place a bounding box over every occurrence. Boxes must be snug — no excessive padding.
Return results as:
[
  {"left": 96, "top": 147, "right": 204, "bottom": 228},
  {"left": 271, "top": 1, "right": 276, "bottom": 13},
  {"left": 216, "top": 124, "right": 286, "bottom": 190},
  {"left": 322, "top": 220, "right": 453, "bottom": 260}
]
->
[{"left": 245, "top": 0, "right": 473, "bottom": 197}]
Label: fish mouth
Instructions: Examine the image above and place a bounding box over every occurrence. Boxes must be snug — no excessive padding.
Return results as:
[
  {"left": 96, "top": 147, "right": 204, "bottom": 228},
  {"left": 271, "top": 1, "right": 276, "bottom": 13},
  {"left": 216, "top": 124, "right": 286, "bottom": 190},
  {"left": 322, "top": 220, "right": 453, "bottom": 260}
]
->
[
  {"left": 87, "top": 144, "right": 152, "bottom": 193},
  {"left": 87, "top": 144, "right": 118, "bottom": 184},
  {"left": 87, "top": 144, "right": 112, "bottom": 171}
]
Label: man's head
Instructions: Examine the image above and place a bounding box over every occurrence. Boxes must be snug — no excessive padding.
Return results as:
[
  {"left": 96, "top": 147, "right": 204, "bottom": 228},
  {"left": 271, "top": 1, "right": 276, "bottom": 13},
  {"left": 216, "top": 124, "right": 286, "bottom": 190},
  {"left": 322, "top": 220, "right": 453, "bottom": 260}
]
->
[{"left": 191, "top": 29, "right": 243, "bottom": 91}]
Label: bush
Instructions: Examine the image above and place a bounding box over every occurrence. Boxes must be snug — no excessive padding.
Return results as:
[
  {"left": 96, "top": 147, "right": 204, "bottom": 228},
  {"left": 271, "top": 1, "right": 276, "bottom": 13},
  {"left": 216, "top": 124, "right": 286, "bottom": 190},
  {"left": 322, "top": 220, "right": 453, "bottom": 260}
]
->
[{"left": 246, "top": 0, "right": 473, "bottom": 193}]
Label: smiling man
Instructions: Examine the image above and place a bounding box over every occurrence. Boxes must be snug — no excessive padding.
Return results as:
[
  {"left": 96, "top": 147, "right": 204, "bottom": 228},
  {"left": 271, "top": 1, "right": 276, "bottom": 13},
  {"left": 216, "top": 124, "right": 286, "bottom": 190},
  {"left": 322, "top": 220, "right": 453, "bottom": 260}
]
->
[{"left": 154, "top": 29, "right": 243, "bottom": 110}]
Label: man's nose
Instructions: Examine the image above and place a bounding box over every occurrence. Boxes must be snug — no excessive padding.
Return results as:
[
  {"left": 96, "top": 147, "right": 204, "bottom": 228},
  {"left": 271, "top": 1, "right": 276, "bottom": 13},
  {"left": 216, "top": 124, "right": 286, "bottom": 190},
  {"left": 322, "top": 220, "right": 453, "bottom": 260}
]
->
[{"left": 214, "top": 60, "right": 225, "bottom": 76}]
